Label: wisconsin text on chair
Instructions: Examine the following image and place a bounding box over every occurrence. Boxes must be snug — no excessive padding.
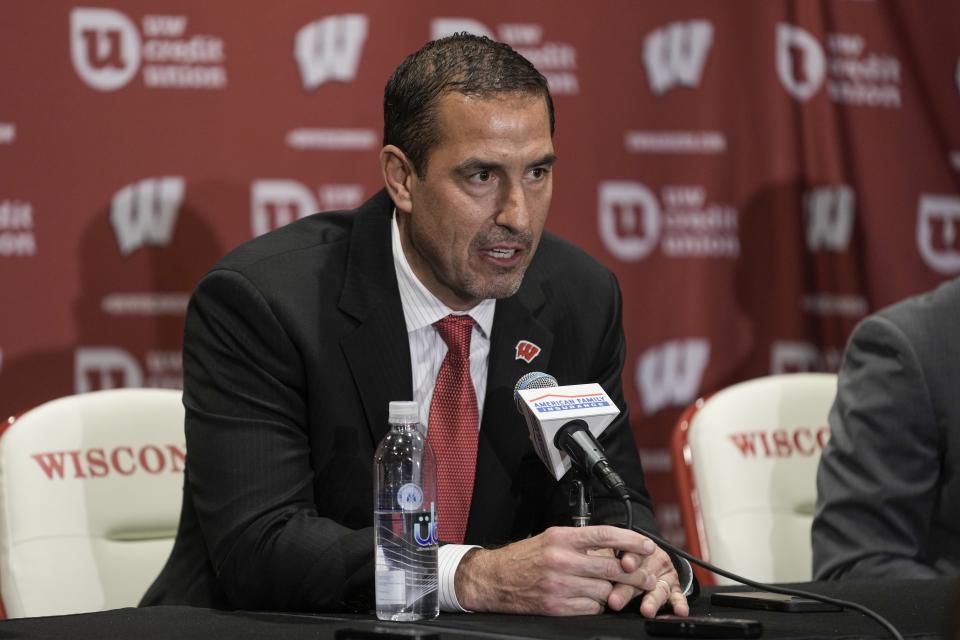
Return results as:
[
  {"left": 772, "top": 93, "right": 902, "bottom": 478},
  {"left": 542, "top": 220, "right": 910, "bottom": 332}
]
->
[
  {"left": 671, "top": 373, "right": 837, "bottom": 586},
  {"left": 0, "top": 389, "right": 184, "bottom": 618}
]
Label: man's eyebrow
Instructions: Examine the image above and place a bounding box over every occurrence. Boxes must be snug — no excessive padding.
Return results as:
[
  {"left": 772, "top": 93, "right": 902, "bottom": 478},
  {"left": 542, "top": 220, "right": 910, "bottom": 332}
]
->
[
  {"left": 454, "top": 153, "right": 558, "bottom": 174},
  {"left": 530, "top": 153, "right": 557, "bottom": 168},
  {"left": 454, "top": 158, "right": 503, "bottom": 173}
]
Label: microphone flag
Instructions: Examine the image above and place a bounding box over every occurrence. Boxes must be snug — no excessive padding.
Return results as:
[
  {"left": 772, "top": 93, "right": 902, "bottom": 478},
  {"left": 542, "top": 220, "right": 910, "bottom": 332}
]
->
[{"left": 515, "top": 381, "right": 620, "bottom": 480}]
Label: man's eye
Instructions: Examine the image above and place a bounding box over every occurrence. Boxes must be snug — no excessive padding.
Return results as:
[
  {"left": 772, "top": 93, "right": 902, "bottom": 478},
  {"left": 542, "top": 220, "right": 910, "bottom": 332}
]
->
[
  {"left": 474, "top": 170, "right": 491, "bottom": 182},
  {"left": 530, "top": 167, "right": 549, "bottom": 179}
]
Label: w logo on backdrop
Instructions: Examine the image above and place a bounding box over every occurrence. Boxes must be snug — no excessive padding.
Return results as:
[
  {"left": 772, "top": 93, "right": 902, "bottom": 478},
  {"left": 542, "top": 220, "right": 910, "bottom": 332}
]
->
[
  {"left": 110, "top": 177, "right": 184, "bottom": 255},
  {"left": 804, "top": 185, "right": 855, "bottom": 252},
  {"left": 70, "top": 7, "right": 141, "bottom": 91},
  {"left": 642, "top": 20, "right": 714, "bottom": 95},
  {"left": 636, "top": 339, "right": 710, "bottom": 416},
  {"left": 295, "top": 14, "right": 369, "bottom": 90}
]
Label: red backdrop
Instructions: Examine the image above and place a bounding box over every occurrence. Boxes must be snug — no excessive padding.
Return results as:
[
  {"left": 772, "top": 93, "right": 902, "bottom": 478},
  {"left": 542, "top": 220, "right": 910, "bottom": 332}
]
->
[{"left": 2, "top": 1, "right": 959, "bottom": 544}]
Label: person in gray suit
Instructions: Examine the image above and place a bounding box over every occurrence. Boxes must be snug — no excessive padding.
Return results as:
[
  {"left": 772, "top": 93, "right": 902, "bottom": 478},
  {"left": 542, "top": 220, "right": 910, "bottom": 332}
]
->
[{"left": 812, "top": 277, "right": 960, "bottom": 579}]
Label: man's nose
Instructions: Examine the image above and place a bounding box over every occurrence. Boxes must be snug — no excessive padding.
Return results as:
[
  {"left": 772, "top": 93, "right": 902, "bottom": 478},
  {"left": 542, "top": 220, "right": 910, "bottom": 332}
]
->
[{"left": 495, "top": 181, "right": 530, "bottom": 233}]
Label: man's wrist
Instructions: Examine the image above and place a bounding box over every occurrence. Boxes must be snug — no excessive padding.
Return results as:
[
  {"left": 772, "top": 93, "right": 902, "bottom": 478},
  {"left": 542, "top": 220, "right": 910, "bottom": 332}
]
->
[
  {"left": 438, "top": 544, "right": 481, "bottom": 612},
  {"left": 453, "top": 547, "right": 492, "bottom": 613}
]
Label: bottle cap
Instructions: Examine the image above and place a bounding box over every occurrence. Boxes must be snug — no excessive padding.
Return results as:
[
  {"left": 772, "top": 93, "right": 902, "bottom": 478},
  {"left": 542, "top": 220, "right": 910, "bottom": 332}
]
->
[{"left": 388, "top": 400, "right": 419, "bottom": 423}]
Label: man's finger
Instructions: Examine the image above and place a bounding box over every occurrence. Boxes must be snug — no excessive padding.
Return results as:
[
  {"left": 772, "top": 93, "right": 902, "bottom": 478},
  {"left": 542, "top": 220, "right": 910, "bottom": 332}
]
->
[
  {"left": 606, "top": 582, "right": 640, "bottom": 611},
  {"left": 559, "top": 525, "right": 656, "bottom": 556},
  {"left": 550, "top": 597, "right": 606, "bottom": 617},
  {"left": 562, "top": 548, "right": 653, "bottom": 586},
  {"left": 618, "top": 550, "right": 651, "bottom": 573},
  {"left": 638, "top": 579, "right": 671, "bottom": 618},
  {"left": 548, "top": 571, "right": 617, "bottom": 606},
  {"left": 668, "top": 586, "right": 690, "bottom": 617}
]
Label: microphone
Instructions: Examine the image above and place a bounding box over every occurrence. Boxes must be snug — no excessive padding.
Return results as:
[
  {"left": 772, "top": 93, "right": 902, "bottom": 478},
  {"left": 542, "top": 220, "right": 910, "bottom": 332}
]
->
[{"left": 513, "top": 372, "right": 630, "bottom": 501}]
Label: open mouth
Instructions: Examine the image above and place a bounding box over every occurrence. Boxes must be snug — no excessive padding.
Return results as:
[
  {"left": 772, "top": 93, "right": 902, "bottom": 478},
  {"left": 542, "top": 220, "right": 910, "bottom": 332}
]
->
[{"left": 486, "top": 248, "right": 517, "bottom": 259}]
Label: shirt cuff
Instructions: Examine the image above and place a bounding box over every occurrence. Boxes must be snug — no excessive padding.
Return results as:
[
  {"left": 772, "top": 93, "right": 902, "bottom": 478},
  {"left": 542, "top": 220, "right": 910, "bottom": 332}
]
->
[
  {"left": 668, "top": 553, "right": 697, "bottom": 597},
  {"left": 438, "top": 544, "right": 480, "bottom": 612}
]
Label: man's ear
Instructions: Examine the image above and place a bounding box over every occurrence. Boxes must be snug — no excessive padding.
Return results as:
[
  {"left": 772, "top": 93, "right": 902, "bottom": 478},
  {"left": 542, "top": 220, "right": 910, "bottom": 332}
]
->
[{"left": 381, "top": 145, "right": 415, "bottom": 213}]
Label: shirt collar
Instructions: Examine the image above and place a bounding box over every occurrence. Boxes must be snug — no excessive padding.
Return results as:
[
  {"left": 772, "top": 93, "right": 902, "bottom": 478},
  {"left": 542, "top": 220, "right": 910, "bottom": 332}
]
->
[{"left": 392, "top": 209, "right": 495, "bottom": 338}]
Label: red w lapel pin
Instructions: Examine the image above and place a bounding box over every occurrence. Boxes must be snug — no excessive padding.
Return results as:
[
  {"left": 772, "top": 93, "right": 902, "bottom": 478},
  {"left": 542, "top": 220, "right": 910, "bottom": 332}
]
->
[{"left": 514, "top": 340, "right": 541, "bottom": 363}]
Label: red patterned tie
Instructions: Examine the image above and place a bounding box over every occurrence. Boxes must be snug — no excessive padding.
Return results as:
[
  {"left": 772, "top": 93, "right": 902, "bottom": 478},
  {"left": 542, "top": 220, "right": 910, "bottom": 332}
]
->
[{"left": 427, "top": 314, "right": 479, "bottom": 544}]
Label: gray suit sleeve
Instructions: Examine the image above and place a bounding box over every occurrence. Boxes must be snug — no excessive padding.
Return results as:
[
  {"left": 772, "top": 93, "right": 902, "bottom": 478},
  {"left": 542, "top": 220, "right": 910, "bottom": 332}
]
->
[{"left": 812, "top": 315, "right": 942, "bottom": 579}]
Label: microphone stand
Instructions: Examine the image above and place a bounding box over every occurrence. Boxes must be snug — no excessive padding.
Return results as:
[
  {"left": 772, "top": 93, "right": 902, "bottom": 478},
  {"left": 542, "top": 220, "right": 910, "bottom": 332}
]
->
[{"left": 569, "top": 473, "right": 591, "bottom": 527}]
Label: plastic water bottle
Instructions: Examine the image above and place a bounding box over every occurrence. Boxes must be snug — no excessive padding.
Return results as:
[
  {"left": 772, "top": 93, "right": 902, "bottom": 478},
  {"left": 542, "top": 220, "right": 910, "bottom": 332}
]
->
[{"left": 374, "top": 401, "right": 439, "bottom": 621}]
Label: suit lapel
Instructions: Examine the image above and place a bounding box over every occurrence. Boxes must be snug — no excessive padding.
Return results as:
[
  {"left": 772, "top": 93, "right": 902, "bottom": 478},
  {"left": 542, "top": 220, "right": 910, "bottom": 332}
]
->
[
  {"left": 466, "top": 283, "right": 554, "bottom": 544},
  {"left": 339, "top": 191, "right": 412, "bottom": 448}
]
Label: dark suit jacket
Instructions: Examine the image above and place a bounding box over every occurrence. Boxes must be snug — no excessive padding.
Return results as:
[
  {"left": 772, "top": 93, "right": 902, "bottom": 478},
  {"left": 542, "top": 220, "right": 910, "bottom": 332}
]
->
[
  {"left": 813, "top": 277, "right": 960, "bottom": 579},
  {"left": 141, "top": 189, "right": 663, "bottom": 612}
]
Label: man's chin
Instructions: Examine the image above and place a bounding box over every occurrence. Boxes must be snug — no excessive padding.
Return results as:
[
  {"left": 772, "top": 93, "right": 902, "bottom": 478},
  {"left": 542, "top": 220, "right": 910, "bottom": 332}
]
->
[{"left": 471, "top": 274, "right": 526, "bottom": 300}]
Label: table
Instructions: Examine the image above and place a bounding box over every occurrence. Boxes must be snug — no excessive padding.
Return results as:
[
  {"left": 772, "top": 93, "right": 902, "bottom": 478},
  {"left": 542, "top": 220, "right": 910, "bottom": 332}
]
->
[{"left": 0, "top": 578, "right": 955, "bottom": 640}]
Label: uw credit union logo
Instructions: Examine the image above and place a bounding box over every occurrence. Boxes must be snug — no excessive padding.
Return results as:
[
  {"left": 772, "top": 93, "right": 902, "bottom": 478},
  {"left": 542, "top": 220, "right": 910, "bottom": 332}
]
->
[
  {"left": 69, "top": 7, "right": 227, "bottom": 91},
  {"left": 597, "top": 181, "right": 739, "bottom": 262},
  {"left": 70, "top": 7, "right": 141, "bottom": 91},
  {"left": 775, "top": 23, "right": 900, "bottom": 107}
]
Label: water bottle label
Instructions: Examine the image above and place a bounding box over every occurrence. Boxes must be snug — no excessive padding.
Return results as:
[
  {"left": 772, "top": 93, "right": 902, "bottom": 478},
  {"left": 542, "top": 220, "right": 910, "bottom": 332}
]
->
[
  {"left": 396, "top": 483, "right": 423, "bottom": 511},
  {"left": 414, "top": 507, "right": 439, "bottom": 546},
  {"left": 375, "top": 569, "right": 406, "bottom": 605}
]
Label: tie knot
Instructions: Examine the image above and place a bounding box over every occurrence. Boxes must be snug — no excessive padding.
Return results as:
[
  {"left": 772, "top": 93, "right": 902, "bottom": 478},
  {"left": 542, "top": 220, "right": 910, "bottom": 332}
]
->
[{"left": 434, "top": 314, "right": 474, "bottom": 355}]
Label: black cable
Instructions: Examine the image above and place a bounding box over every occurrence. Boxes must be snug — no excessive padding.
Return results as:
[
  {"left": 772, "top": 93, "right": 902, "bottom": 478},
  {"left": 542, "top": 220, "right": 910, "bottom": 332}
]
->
[
  {"left": 622, "top": 495, "right": 633, "bottom": 534},
  {"left": 620, "top": 500, "right": 904, "bottom": 640}
]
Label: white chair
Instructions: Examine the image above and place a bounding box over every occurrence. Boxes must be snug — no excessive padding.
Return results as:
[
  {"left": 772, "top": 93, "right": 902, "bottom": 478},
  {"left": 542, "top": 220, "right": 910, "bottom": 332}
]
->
[
  {"left": 0, "top": 388, "right": 184, "bottom": 617},
  {"left": 671, "top": 373, "right": 836, "bottom": 586}
]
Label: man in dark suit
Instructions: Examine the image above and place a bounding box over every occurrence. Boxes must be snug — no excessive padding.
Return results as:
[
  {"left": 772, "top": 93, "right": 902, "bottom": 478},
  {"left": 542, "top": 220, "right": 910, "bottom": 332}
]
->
[
  {"left": 813, "top": 277, "right": 960, "bottom": 579},
  {"left": 142, "top": 33, "right": 691, "bottom": 617}
]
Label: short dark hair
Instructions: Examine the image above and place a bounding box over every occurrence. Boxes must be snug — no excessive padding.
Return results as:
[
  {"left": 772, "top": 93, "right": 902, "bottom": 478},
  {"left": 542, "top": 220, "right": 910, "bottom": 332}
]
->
[{"left": 383, "top": 33, "right": 555, "bottom": 178}]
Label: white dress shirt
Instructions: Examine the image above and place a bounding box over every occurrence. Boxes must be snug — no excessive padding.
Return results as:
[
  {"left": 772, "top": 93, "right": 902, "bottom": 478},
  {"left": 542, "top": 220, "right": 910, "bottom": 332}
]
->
[{"left": 391, "top": 212, "right": 493, "bottom": 612}]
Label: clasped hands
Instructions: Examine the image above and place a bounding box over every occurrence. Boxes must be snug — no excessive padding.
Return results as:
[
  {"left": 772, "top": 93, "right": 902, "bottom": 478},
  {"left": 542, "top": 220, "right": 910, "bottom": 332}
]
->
[{"left": 454, "top": 525, "right": 689, "bottom": 617}]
